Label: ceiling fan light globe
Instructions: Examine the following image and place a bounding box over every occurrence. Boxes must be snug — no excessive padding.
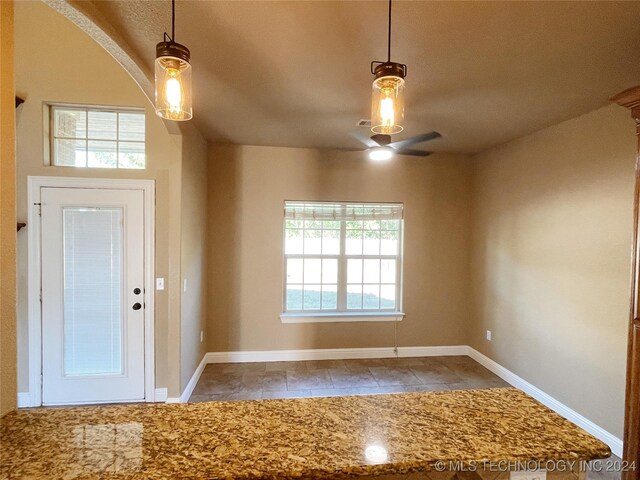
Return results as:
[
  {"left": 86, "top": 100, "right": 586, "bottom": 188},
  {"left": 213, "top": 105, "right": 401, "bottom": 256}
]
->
[{"left": 369, "top": 147, "right": 394, "bottom": 161}]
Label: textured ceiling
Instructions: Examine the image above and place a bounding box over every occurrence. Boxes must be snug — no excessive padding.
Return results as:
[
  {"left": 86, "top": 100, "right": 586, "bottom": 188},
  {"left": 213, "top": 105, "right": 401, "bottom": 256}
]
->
[{"left": 69, "top": 1, "right": 640, "bottom": 153}]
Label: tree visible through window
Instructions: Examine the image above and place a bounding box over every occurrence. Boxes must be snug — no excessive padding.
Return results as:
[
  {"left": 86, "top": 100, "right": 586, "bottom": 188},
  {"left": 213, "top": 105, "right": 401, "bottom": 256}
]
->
[
  {"left": 49, "top": 105, "right": 145, "bottom": 169},
  {"left": 283, "top": 201, "right": 403, "bottom": 313}
]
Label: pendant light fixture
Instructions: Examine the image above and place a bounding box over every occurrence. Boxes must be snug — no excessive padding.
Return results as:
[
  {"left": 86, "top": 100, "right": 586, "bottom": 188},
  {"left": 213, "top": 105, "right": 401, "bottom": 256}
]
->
[
  {"left": 155, "top": 0, "right": 192, "bottom": 121},
  {"left": 370, "top": 0, "right": 406, "bottom": 135}
]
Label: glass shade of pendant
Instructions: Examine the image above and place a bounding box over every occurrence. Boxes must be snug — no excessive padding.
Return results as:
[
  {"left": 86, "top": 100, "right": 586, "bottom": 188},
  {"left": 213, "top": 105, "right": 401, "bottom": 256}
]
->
[
  {"left": 155, "top": 43, "right": 192, "bottom": 121},
  {"left": 371, "top": 75, "right": 404, "bottom": 135}
]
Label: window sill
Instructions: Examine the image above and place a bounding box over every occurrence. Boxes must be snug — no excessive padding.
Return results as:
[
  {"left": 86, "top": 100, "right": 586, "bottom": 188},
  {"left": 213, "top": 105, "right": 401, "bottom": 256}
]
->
[{"left": 280, "top": 312, "right": 405, "bottom": 324}]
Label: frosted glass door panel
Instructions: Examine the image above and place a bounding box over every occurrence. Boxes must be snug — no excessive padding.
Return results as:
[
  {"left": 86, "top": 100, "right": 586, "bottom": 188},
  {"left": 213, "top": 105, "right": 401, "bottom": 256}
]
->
[{"left": 63, "top": 208, "right": 123, "bottom": 376}]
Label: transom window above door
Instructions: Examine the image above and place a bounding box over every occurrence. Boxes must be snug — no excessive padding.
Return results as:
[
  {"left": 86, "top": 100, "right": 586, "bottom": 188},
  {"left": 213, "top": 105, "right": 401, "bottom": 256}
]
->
[
  {"left": 282, "top": 201, "right": 404, "bottom": 319},
  {"left": 47, "top": 105, "right": 145, "bottom": 169}
]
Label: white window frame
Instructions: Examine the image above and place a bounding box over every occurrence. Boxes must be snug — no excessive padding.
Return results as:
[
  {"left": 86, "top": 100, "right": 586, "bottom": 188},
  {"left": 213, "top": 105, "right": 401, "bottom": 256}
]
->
[
  {"left": 280, "top": 201, "right": 405, "bottom": 323},
  {"left": 44, "top": 103, "right": 146, "bottom": 169}
]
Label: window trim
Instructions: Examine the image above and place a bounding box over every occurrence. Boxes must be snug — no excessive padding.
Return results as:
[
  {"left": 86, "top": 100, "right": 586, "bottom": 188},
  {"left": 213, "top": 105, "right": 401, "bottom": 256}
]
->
[
  {"left": 44, "top": 103, "right": 145, "bottom": 169},
  {"left": 281, "top": 201, "right": 404, "bottom": 321},
  {"left": 280, "top": 312, "right": 405, "bottom": 324}
]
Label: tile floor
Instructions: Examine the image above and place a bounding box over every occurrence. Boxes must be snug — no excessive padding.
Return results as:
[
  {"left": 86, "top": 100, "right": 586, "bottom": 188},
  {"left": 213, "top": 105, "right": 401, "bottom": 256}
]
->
[{"left": 189, "top": 355, "right": 510, "bottom": 402}]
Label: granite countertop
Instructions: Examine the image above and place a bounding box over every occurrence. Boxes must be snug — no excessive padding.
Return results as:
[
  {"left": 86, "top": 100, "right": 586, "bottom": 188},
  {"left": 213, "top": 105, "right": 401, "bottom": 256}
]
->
[{"left": 0, "top": 387, "right": 610, "bottom": 480}]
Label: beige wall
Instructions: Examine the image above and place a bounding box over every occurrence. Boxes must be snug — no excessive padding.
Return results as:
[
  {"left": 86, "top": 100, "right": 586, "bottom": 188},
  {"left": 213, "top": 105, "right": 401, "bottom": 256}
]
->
[
  {"left": 0, "top": 0, "right": 17, "bottom": 417},
  {"left": 14, "top": 1, "right": 187, "bottom": 397},
  {"left": 207, "top": 145, "right": 472, "bottom": 352},
  {"left": 180, "top": 124, "right": 208, "bottom": 391},
  {"left": 469, "top": 104, "right": 636, "bottom": 438}
]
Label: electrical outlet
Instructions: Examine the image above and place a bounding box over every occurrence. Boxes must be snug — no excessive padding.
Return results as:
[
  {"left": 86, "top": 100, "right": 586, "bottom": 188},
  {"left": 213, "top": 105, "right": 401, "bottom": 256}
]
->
[
  {"left": 486, "top": 330, "right": 492, "bottom": 341},
  {"left": 200, "top": 331, "right": 204, "bottom": 343},
  {"left": 510, "top": 471, "right": 546, "bottom": 480},
  {"left": 156, "top": 278, "right": 165, "bottom": 290}
]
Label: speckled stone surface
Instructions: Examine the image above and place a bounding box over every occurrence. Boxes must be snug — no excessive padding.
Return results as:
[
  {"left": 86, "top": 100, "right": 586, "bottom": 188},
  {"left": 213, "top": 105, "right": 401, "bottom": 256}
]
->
[{"left": 0, "top": 388, "right": 610, "bottom": 479}]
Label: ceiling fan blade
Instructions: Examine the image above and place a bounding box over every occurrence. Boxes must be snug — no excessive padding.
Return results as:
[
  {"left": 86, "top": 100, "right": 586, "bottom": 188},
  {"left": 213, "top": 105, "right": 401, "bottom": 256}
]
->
[
  {"left": 395, "top": 148, "right": 433, "bottom": 157},
  {"left": 388, "top": 131, "right": 441, "bottom": 151},
  {"left": 350, "top": 131, "right": 380, "bottom": 148}
]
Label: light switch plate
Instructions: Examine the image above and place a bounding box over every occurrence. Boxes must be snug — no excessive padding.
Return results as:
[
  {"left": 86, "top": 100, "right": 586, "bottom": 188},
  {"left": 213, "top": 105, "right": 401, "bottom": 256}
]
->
[{"left": 156, "top": 278, "right": 165, "bottom": 290}]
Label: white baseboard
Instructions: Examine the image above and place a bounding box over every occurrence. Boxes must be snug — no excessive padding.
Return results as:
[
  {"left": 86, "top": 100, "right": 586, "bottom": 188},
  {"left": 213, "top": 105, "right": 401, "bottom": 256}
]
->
[
  {"left": 17, "top": 392, "right": 31, "bottom": 408},
  {"left": 179, "top": 355, "right": 209, "bottom": 403},
  {"left": 467, "top": 347, "right": 623, "bottom": 458},
  {"left": 164, "top": 354, "right": 210, "bottom": 404},
  {"left": 205, "top": 345, "right": 468, "bottom": 364},
  {"left": 153, "top": 388, "right": 168, "bottom": 403}
]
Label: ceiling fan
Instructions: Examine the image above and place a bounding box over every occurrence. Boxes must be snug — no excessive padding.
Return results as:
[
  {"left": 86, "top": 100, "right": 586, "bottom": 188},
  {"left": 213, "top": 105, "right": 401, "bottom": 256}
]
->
[{"left": 350, "top": 131, "right": 442, "bottom": 161}]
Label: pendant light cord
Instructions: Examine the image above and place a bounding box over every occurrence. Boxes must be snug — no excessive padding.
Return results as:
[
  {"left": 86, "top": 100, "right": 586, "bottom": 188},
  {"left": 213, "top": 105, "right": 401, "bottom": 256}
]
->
[
  {"left": 387, "top": 0, "right": 392, "bottom": 62},
  {"left": 171, "top": 0, "right": 176, "bottom": 42}
]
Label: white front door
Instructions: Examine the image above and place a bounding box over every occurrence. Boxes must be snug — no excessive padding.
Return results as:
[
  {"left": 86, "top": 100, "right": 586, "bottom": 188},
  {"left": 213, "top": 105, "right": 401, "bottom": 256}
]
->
[{"left": 41, "top": 187, "right": 145, "bottom": 405}]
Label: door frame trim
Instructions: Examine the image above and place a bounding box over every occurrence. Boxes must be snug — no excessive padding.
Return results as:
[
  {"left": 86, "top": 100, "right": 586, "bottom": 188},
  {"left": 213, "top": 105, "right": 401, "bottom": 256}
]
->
[
  {"left": 611, "top": 86, "right": 640, "bottom": 480},
  {"left": 26, "top": 176, "right": 156, "bottom": 407}
]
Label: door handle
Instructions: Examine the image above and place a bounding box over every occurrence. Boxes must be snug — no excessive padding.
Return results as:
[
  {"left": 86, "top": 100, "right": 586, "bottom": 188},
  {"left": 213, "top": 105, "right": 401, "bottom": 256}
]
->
[{"left": 132, "top": 302, "right": 142, "bottom": 311}]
